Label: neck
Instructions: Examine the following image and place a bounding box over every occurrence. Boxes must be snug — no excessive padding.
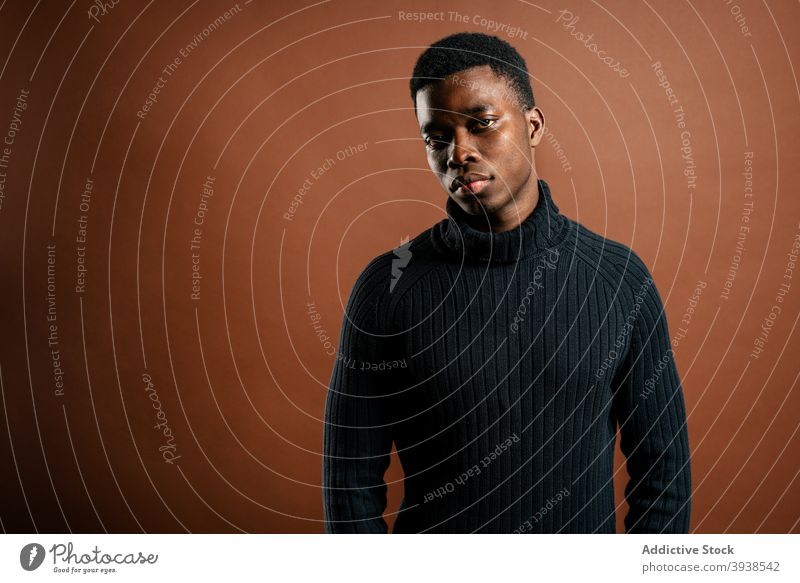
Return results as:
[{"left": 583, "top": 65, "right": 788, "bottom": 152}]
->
[
  {"left": 459, "top": 170, "right": 540, "bottom": 233},
  {"left": 462, "top": 189, "right": 540, "bottom": 234},
  {"left": 430, "top": 178, "right": 568, "bottom": 263}
]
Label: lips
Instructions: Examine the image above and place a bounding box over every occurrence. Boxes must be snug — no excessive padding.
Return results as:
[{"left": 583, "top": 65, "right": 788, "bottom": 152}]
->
[{"left": 451, "top": 174, "right": 492, "bottom": 194}]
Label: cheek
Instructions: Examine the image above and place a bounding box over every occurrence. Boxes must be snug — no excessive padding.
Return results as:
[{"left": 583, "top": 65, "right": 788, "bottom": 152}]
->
[
  {"left": 487, "top": 132, "right": 528, "bottom": 171},
  {"left": 427, "top": 151, "right": 447, "bottom": 175}
]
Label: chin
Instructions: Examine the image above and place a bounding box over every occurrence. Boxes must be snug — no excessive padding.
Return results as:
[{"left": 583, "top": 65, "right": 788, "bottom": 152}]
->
[{"left": 453, "top": 191, "right": 510, "bottom": 217}]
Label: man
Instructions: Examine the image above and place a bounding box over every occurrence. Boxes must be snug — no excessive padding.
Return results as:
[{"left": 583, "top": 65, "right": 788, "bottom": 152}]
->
[{"left": 323, "top": 32, "right": 691, "bottom": 533}]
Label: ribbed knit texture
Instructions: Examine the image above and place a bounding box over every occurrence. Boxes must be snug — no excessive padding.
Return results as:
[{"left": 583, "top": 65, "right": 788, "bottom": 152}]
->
[{"left": 322, "top": 179, "right": 691, "bottom": 533}]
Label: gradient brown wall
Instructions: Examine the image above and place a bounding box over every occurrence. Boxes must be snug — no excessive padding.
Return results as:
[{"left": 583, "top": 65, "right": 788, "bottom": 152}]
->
[{"left": 0, "top": 0, "right": 798, "bottom": 533}]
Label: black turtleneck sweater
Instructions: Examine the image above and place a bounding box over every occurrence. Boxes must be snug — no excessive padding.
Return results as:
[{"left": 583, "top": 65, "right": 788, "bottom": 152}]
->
[{"left": 322, "top": 179, "right": 691, "bottom": 534}]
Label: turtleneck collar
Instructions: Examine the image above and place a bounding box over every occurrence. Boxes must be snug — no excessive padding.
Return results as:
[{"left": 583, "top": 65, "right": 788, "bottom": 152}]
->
[{"left": 430, "top": 178, "right": 568, "bottom": 263}]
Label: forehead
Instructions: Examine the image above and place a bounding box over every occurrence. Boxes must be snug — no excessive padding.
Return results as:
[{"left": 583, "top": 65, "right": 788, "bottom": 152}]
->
[{"left": 415, "top": 65, "right": 517, "bottom": 127}]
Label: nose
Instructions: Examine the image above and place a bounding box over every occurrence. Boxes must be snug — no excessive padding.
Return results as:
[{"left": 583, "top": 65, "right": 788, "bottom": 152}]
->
[{"left": 447, "top": 130, "right": 480, "bottom": 169}]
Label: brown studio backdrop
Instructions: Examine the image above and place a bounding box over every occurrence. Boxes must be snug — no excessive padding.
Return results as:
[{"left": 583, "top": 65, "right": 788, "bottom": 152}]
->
[{"left": 0, "top": 0, "right": 798, "bottom": 533}]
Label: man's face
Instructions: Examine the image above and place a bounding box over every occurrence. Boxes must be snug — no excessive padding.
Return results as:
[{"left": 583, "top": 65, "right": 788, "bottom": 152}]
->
[{"left": 415, "top": 65, "right": 544, "bottom": 219}]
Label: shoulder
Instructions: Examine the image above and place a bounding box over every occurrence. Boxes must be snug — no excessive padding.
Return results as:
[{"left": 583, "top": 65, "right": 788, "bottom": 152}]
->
[
  {"left": 349, "top": 227, "right": 433, "bottom": 292},
  {"left": 344, "top": 226, "right": 435, "bottom": 323},
  {"left": 345, "top": 248, "right": 395, "bottom": 310},
  {"left": 566, "top": 216, "right": 662, "bottom": 304}
]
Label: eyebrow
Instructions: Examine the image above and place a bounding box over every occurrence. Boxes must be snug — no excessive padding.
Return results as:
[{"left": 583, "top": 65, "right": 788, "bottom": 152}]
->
[{"left": 420, "top": 103, "right": 496, "bottom": 135}]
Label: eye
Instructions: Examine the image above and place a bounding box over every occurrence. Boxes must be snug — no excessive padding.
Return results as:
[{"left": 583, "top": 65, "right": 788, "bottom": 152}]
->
[
  {"left": 424, "top": 136, "right": 448, "bottom": 150},
  {"left": 474, "top": 118, "right": 496, "bottom": 130}
]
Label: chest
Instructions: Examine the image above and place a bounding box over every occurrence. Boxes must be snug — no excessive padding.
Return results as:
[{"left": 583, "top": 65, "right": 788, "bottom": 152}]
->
[{"left": 395, "top": 265, "right": 632, "bottom": 407}]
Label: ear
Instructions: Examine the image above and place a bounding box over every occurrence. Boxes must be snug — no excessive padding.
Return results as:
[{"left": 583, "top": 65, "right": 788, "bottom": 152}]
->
[{"left": 527, "top": 106, "right": 545, "bottom": 147}]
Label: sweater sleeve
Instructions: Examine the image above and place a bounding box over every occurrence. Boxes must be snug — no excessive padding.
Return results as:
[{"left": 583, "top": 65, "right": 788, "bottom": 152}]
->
[
  {"left": 322, "top": 256, "right": 399, "bottom": 533},
  {"left": 611, "top": 269, "right": 692, "bottom": 534}
]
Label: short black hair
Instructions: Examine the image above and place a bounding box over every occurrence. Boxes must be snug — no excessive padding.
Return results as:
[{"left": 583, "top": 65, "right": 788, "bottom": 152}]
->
[{"left": 410, "top": 32, "right": 535, "bottom": 112}]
